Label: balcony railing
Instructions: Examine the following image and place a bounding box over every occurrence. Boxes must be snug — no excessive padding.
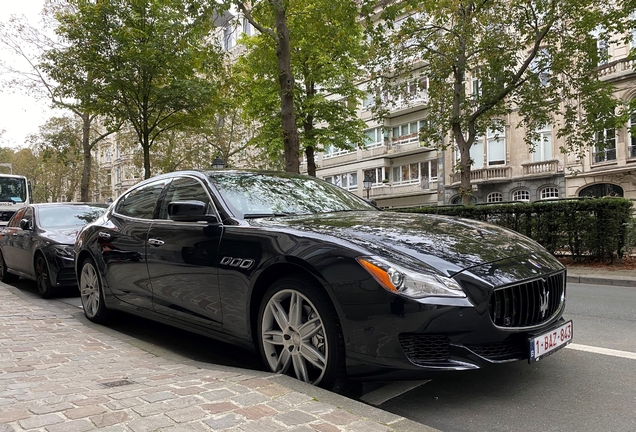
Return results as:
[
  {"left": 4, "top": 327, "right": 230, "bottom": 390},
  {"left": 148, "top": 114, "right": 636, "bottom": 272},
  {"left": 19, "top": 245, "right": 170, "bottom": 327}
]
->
[
  {"left": 522, "top": 159, "right": 559, "bottom": 175},
  {"left": 366, "top": 180, "right": 438, "bottom": 198},
  {"left": 451, "top": 166, "right": 512, "bottom": 184},
  {"left": 597, "top": 58, "right": 635, "bottom": 80}
]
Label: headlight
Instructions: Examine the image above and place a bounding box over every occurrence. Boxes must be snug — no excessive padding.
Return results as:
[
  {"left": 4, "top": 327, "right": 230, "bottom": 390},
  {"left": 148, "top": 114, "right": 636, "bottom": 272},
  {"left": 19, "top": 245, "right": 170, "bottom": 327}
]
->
[
  {"left": 52, "top": 245, "right": 75, "bottom": 259},
  {"left": 356, "top": 256, "right": 466, "bottom": 299}
]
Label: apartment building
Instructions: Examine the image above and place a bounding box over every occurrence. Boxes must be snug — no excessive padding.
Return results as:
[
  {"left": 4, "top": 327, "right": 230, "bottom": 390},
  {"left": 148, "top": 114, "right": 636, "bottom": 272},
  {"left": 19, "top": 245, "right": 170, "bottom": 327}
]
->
[{"left": 314, "top": 31, "right": 636, "bottom": 208}]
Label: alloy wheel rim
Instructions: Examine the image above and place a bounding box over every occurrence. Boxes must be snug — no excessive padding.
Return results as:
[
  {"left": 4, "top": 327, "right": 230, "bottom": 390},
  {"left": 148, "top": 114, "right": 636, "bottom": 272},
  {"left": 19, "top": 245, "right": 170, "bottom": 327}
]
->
[
  {"left": 36, "top": 257, "right": 48, "bottom": 293},
  {"left": 261, "top": 289, "right": 328, "bottom": 384},
  {"left": 80, "top": 264, "right": 100, "bottom": 318}
]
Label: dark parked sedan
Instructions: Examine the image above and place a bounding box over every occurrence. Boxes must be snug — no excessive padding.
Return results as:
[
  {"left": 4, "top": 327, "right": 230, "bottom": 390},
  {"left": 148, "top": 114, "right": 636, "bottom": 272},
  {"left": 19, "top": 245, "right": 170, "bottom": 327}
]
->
[
  {"left": 0, "top": 203, "right": 106, "bottom": 298},
  {"left": 74, "top": 170, "right": 572, "bottom": 391}
]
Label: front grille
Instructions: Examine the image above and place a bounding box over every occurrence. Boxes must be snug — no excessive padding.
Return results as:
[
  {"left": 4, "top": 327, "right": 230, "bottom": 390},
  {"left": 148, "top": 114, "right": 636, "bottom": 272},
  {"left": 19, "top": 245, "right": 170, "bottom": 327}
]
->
[
  {"left": 466, "top": 340, "right": 526, "bottom": 361},
  {"left": 399, "top": 334, "right": 450, "bottom": 364},
  {"left": 489, "top": 271, "right": 564, "bottom": 328},
  {"left": 0, "top": 211, "right": 15, "bottom": 222}
]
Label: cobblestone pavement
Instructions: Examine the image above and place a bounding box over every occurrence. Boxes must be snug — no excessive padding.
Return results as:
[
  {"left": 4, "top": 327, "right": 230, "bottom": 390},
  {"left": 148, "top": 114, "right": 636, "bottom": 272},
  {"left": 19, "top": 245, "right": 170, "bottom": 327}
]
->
[{"left": 0, "top": 284, "right": 430, "bottom": 432}]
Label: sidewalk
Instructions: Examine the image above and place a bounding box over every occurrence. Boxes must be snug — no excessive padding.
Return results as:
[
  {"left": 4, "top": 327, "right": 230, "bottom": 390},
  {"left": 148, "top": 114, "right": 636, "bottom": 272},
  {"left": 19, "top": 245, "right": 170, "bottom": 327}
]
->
[
  {"left": 0, "top": 284, "right": 430, "bottom": 432},
  {"left": 566, "top": 266, "right": 636, "bottom": 287}
]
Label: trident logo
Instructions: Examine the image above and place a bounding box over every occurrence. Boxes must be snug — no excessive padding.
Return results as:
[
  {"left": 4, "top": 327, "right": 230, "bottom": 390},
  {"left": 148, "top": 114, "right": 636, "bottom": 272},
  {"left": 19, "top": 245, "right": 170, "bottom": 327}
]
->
[{"left": 539, "top": 286, "right": 550, "bottom": 319}]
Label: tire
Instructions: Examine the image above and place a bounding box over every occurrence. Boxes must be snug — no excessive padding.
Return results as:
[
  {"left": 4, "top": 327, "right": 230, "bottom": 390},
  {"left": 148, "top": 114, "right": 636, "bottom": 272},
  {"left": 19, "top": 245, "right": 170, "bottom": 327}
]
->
[
  {"left": 257, "top": 275, "right": 347, "bottom": 391},
  {"left": 79, "top": 258, "right": 109, "bottom": 324},
  {"left": 35, "top": 254, "right": 54, "bottom": 299},
  {"left": 0, "top": 249, "right": 18, "bottom": 283}
]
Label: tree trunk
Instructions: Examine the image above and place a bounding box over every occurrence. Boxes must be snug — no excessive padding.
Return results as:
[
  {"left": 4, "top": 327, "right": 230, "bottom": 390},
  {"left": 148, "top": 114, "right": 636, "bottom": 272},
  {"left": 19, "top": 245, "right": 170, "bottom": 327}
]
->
[
  {"left": 143, "top": 137, "right": 151, "bottom": 179},
  {"left": 272, "top": 0, "right": 299, "bottom": 173},
  {"left": 80, "top": 113, "right": 92, "bottom": 202},
  {"left": 305, "top": 146, "right": 316, "bottom": 177}
]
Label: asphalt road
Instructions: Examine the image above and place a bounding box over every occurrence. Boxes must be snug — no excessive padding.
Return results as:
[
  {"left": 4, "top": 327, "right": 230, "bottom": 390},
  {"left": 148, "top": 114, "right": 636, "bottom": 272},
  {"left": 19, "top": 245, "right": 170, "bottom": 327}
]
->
[{"left": 9, "top": 279, "right": 636, "bottom": 432}]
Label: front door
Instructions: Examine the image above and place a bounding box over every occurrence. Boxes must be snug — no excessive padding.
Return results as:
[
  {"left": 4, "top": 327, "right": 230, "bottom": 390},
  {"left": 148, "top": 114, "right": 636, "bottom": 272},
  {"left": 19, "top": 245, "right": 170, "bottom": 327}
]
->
[{"left": 146, "top": 176, "right": 223, "bottom": 330}]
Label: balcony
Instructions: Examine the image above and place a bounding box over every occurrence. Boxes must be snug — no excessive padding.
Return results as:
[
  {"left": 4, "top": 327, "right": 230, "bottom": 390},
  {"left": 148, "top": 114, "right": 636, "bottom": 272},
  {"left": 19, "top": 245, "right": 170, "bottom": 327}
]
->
[
  {"left": 388, "top": 92, "right": 429, "bottom": 115},
  {"left": 367, "top": 180, "right": 437, "bottom": 198},
  {"left": 592, "top": 148, "right": 617, "bottom": 164},
  {"left": 522, "top": 159, "right": 560, "bottom": 176},
  {"left": 597, "top": 58, "right": 635, "bottom": 82},
  {"left": 321, "top": 149, "right": 358, "bottom": 167},
  {"left": 450, "top": 166, "right": 511, "bottom": 184}
]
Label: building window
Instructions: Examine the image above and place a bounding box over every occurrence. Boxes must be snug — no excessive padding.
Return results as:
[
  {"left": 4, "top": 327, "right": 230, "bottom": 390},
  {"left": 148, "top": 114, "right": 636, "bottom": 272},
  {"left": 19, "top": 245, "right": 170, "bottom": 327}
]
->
[
  {"left": 512, "top": 189, "right": 530, "bottom": 202},
  {"left": 487, "top": 192, "right": 503, "bottom": 203},
  {"left": 223, "top": 24, "right": 236, "bottom": 51},
  {"left": 540, "top": 187, "right": 559, "bottom": 199},
  {"left": 323, "top": 143, "right": 355, "bottom": 159},
  {"left": 579, "top": 183, "right": 624, "bottom": 198},
  {"left": 362, "top": 92, "right": 374, "bottom": 109},
  {"left": 363, "top": 167, "right": 387, "bottom": 185},
  {"left": 364, "top": 127, "right": 385, "bottom": 148},
  {"left": 324, "top": 172, "right": 358, "bottom": 191},
  {"left": 629, "top": 111, "right": 636, "bottom": 158},
  {"left": 593, "top": 128, "right": 616, "bottom": 163},
  {"left": 242, "top": 18, "right": 252, "bottom": 36},
  {"left": 532, "top": 125, "right": 552, "bottom": 162},
  {"left": 392, "top": 121, "right": 423, "bottom": 144},
  {"left": 105, "top": 149, "right": 112, "bottom": 163},
  {"left": 487, "top": 128, "right": 505, "bottom": 165},
  {"left": 471, "top": 75, "right": 481, "bottom": 99}
]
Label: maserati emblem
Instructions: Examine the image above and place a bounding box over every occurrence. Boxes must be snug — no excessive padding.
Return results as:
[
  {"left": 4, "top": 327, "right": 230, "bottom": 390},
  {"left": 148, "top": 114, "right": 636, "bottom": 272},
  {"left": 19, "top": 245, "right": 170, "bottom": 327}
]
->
[{"left": 539, "top": 286, "right": 550, "bottom": 319}]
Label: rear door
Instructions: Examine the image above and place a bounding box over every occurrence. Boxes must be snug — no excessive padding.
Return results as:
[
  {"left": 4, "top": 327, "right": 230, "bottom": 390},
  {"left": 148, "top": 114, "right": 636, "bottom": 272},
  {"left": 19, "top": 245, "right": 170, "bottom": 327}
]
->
[
  {"left": 100, "top": 179, "right": 168, "bottom": 310},
  {"left": 11, "top": 206, "right": 34, "bottom": 274},
  {"left": 146, "top": 176, "right": 223, "bottom": 330},
  {"left": 1, "top": 207, "right": 27, "bottom": 270}
]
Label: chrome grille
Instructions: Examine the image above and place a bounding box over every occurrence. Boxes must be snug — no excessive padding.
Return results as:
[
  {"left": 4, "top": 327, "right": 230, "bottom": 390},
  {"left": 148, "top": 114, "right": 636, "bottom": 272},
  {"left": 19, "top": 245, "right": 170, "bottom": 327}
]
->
[{"left": 489, "top": 271, "right": 564, "bottom": 328}]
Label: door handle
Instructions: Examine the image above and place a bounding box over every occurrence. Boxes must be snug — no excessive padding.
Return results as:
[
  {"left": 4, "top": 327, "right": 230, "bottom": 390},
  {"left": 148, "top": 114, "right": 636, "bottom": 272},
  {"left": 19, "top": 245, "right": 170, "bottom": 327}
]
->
[
  {"left": 98, "top": 232, "right": 111, "bottom": 240},
  {"left": 148, "top": 238, "right": 164, "bottom": 246}
]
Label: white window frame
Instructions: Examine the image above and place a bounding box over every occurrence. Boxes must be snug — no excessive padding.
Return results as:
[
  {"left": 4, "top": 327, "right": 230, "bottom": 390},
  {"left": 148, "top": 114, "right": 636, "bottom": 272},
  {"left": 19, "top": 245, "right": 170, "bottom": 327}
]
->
[
  {"left": 324, "top": 172, "right": 358, "bottom": 191},
  {"left": 323, "top": 143, "right": 356, "bottom": 159},
  {"left": 364, "top": 127, "right": 385, "bottom": 148},
  {"left": 512, "top": 190, "right": 530, "bottom": 202},
  {"left": 487, "top": 128, "right": 506, "bottom": 166},
  {"left": 363, "top": 167, "right": 387, "bottom": 185},
  {"left": 487, "top": 192, "right": 503, "bottom": 203},
  {"left": 392, "top": 120, "right": 425, "bottom": 145},
  {"left": 540, "top": 187, "right": 559, "bottom": 199},
  {"left": 532, "top": 125, "right": 552, "bottom": 162},
  {"left": 593, "top": 128, "right": 616, "bottom": 163}
]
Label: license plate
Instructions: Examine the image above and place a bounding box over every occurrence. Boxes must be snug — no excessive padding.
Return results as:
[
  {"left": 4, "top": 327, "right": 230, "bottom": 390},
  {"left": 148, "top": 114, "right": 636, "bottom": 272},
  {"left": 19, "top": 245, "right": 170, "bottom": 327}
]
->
[{"left": 528, "top": 320, "right": 573, "bottom": 363}]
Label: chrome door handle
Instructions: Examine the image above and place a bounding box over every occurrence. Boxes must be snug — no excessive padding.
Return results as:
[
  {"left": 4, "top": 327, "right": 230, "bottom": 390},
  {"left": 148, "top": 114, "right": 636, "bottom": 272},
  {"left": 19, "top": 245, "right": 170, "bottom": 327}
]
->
[
  {"left": 98, "top": 232, "right": 111, "bottom": 240},
  {"left": 148, "top": 238, "right": 164, "bottom": 246}
]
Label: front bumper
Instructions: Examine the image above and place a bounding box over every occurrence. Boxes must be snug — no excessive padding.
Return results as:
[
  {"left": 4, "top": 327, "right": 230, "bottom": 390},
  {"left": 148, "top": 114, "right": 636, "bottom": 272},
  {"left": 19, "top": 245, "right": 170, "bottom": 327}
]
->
[{"left": 331, "top": 267, "right": 567, "bottom": 380}]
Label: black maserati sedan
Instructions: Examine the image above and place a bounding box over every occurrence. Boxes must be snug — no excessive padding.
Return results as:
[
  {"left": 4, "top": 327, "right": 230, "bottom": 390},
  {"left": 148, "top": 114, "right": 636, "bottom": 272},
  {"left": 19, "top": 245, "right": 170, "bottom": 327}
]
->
[
  {"left": 74, "top": 170, "right": 572, "bottom": 391},
  {"left": 0, "top": 203, "right": 106, "bottom": 298}
]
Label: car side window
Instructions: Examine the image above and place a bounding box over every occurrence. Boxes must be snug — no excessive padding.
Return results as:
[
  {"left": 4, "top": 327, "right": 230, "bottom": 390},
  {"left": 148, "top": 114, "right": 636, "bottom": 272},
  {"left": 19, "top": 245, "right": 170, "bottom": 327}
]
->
[
  {"left": 157, "top": 177, "right": 213, "bottom": 220},
  {"left": 22, "top": 207, "right": 33, "bottom": 229},
  {"left": 115, "top": 180, "right": 167, "bottom": 219},
  {"left": 7, "top": 208, "right": 26, "bottom": 228}
]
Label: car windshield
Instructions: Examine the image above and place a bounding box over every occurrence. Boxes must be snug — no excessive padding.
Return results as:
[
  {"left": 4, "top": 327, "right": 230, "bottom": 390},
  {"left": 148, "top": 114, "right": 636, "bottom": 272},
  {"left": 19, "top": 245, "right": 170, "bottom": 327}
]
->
[
  {"left": 209, "top": 172, "right": 377, "bottom": 218},
  {"left": 0, "top": 177, "right": 27, "bottom": 203},
  {"left": 37, "top": 205, "right": 106, "bottom": 229}
]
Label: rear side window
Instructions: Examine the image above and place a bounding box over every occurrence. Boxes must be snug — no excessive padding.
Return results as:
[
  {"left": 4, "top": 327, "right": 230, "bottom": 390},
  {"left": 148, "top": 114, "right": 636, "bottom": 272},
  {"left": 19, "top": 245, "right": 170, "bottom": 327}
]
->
[{"left": 115, "top": 180, "right": 167, "bottom": 219}]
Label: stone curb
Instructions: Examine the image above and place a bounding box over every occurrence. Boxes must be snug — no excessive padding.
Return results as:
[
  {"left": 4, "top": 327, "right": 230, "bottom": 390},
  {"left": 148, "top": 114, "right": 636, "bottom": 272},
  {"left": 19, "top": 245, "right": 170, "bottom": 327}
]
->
[{"left": 567, "top": 274, "right": 636, "bottom": 287}]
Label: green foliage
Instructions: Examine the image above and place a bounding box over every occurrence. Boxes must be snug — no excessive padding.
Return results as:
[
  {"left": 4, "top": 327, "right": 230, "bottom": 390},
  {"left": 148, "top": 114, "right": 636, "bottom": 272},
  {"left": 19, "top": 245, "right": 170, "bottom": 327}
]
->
[
  {"left": 397, "top": 198, "right": 634, "bottom": 261},
  {"left": 47, "top": 0, "right": 226, "bottom": 179},
  {"left": 363, "top": 0, "right": 632, "bottom": 204},
  {"left": 232, "top": 0, "right": 368, "bottom": 173}
]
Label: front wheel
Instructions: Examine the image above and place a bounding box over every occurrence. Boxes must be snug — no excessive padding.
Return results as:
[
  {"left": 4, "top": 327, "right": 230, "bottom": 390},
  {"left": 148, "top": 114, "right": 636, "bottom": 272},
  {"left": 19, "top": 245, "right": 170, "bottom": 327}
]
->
[
  {"left": 257, "top": 275, "right": 346, "bottom": 391},
  {"left": 79, "top": 258, "right": 109, "bottom": 324},
  {"left": 35, "top": 254, "right": 54, "bottom": 299}
]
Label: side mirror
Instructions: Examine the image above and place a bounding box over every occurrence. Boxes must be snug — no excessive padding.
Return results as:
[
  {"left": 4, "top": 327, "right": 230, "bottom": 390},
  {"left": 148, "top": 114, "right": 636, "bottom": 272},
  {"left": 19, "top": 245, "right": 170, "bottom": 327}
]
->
[
  {"left": 168, "top": 201, "right": 219, "bottom": 223},
  {"left": 19, "top": 219, "right": 31, "bottom": 230}
]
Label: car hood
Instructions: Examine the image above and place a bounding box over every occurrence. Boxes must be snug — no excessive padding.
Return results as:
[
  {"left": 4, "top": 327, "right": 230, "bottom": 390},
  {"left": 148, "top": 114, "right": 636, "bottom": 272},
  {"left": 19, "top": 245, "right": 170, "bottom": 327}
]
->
[
  {"left": 40, "top": 227, "right": 81, "bottom": 245},
  {"left": 249, "top": 211, "right": 560, "bottom": 277}
]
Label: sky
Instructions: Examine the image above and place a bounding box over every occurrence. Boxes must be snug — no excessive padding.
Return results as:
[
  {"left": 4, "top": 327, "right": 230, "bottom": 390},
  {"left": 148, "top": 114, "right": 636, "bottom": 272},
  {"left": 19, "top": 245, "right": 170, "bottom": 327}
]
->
[{"left": 0, "top": 0, "right": 63, "bottom": 149}]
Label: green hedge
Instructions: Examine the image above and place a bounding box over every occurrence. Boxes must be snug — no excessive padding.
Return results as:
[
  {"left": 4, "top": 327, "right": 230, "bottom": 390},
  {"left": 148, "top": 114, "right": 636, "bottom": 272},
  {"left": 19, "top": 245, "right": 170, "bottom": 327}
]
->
[{"left": 394, "top": 198, "right": 634, "bottom": 260}]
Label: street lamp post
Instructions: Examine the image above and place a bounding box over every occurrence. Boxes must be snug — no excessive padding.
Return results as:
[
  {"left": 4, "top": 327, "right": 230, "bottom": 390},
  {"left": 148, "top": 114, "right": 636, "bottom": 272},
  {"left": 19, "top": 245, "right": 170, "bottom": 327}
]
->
[
  {"left": 363, "top": 176, "right": 373, "bottom": 200},
  {"left": 211, "top": 157, "right": 225, "bottom": 169}
]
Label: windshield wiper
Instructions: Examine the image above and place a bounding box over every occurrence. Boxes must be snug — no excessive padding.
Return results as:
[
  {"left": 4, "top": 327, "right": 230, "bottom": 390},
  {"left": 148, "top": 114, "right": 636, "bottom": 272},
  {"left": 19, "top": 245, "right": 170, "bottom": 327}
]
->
[{"left": 243, "top": 212, "right": 291, "bottom": 219}]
